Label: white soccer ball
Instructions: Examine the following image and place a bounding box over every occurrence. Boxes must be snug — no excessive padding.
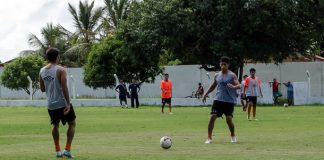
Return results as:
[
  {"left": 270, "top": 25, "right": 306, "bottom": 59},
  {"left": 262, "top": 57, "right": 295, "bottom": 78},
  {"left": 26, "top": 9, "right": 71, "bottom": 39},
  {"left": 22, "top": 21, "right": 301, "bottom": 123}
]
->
[
  {"left": 160, "top": 136, "right": 172, "bottom": 149},
  {"left": 284, "top": 103, "right": 288, "bottom": 107}
]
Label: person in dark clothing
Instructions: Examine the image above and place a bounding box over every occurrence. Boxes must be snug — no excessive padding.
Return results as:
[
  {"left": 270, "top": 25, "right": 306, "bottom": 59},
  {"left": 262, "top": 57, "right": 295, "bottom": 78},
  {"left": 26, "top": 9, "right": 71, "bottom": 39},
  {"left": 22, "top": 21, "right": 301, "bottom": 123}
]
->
[
  {"left": 129, "top": 79, "right": 141, "bottom": 108},
  {"left": 115, "top": 80, "right": 128, "bottom": 107}
]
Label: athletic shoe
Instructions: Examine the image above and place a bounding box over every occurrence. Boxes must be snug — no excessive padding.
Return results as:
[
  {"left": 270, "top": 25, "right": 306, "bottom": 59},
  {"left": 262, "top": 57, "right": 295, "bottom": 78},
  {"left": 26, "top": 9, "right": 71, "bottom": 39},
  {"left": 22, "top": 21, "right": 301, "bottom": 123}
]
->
[
  {"left": 55, "top": 151, "right": 63, "bottom": 158},
  {"left": 63, "top": 150, "right": 73, "bottom": 158},
  {"left": 204, "top": 139, "right": 212, "bottom": 144},
  {"left": 247, "top": 116, "right": 251, "bottom": 121},
  {"left": 169, "top": 112, "right": 174, "bottom": 115},
  {"left": 230, "top": 136, "right": 237, "bottom": 143},
  {"left": 253, "top": 118, "right": 258, "bottom": 121}
]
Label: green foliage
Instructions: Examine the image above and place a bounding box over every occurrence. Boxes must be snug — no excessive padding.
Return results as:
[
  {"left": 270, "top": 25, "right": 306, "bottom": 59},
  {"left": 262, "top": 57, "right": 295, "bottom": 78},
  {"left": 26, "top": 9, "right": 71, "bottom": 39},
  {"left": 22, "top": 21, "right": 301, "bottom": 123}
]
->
[
  {"left": 104, "top": 0, "right": 132, "bottom": 29},
  {"left": 0, "top": 54, "right": 45, "bottom": 95},
  {"left": 120, "top": 0, "right": 320, "bottom": 74},
  {"left": 68, "top": 0, "right": 104, "bottom": 44},
  {"left": 83, "top": 37, "right": 119, "bottom": 89}
]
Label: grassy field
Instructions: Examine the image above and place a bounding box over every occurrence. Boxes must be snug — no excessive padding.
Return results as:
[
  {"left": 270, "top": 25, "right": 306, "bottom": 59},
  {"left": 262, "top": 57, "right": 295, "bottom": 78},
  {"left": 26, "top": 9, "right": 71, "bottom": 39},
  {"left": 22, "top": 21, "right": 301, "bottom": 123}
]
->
[{"left": 0, "top": 105, "right": 323, "bottom": 160}]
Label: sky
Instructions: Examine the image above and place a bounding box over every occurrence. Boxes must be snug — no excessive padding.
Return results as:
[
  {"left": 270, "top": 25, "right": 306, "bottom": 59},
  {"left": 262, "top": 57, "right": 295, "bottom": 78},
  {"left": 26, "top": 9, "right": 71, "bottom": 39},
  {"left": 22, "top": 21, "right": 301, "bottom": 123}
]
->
[{"left": 0, "top": 0, "right": 105, "bottom": 63}]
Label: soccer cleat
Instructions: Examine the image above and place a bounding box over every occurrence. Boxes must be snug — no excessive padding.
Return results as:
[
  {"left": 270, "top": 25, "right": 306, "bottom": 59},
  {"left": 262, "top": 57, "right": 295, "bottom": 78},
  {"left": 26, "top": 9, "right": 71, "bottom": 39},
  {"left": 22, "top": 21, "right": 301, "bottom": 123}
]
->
[
  {"left": 230, "top": 136, "right": 237, "bottom": 143},
  {"left": 63, "top": 150, "right": 73, "bottom": 158},
  {"left": 204, "top": 139, "right": 212, "bottom": 144},
  {"left": 247, "top": 116, "right": 251, "bottom": 121},
  {"left": 168, "top": 112, "right": 174, "bottom": 115},
  {"left": 253, "top": 118, "right": 258, "bottom": 121},
  {"left": 55, "top": 151, "right": 63, "bottom": 158}
]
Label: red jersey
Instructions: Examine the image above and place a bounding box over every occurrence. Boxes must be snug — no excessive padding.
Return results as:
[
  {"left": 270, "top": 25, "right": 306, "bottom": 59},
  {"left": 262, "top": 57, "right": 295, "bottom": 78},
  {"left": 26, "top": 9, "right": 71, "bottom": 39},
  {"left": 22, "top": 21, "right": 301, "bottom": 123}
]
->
[{"left": 160, "top": 80, "right": 172, "bottom": 98}]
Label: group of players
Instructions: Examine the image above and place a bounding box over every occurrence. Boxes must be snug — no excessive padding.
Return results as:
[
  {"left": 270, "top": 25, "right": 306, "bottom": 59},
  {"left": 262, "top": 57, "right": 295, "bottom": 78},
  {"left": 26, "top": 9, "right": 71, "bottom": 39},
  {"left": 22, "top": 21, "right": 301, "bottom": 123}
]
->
[
  {"left": 159, "top": 56, "right": 263, "bottom": 144},
  {"left": 39, "top": 48, "right": 263, "bottom": 158}
]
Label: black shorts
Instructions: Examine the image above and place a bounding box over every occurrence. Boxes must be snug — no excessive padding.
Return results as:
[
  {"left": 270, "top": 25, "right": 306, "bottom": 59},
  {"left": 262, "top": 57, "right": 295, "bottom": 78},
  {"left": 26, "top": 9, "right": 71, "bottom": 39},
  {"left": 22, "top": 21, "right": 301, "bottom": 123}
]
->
[
  {"left": 210, "top": 100, "right": 234, "bottom": 117},
  {"left": 119, "top": 95, "right": 127, "bottom": 102},
  {"left": 48, "top": 105, "right": 76, "bottom": 125},
  {"left": 162, "top": 98, "right": 171, "bottom": 104},
  {"left": 246, "top": 96, "right": 257, "bottom": 105}
]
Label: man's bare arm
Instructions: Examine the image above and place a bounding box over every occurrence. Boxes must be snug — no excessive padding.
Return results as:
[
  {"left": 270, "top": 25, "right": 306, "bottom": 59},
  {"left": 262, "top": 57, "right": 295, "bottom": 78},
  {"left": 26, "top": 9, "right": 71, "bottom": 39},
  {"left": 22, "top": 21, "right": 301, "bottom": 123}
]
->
[{"left": 39, "top": 75, "right": 45, "bottom": 92}]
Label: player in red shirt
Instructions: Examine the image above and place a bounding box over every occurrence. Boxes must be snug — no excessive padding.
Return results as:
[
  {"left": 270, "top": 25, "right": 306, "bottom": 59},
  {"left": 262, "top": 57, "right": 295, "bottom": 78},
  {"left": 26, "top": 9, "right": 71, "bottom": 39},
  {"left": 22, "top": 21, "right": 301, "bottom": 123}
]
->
[{"left": 160, "top": 73, "right": 173, "bottom": 114}]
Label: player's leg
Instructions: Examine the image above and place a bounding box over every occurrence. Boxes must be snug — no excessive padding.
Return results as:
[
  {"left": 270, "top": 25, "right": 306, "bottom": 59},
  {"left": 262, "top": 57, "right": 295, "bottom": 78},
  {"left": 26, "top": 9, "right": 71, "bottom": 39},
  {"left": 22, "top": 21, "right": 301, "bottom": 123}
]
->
[
  {"left": 135, "top": 94, "right": 139, "bottom": 108},
  {"left": 161, "top": 99, "right": 166, "bottom": 113},
  {"left": 131, "top": 95, "right": 135, "bottom": 108},
  {"left": 226, "top": 116, "right": 236, "bottom": 142},
  {"left": 206, "top": 114, "right": 217, "bottom": 144},
  {"left": 168, "top": 98, "right": 172, "bottom": 113},
  {"left": 119, "top": 97, "right": 123, "bottom": 107},
  {"left": 205, "top": 101, "right": 220, "bottom": 144},
  {"left": 65, "top": 120, "right": 76, "bottom": 149},
  {"left": 48, "top": 109, "right": 62, "bottom": 157},
  {"left": 252, "top": 97, "right": 257, "bottom": 120},
  {"left": 224, "top": 102, "right": 236, "bottom": 143},
  {"left": 247, "top": 97, "right": 252, "bottom": 120},
  {"left": 62, "top": 106, "right": 76, "bottom": 158},
  {"left": 122, "top": 96, "right": 128, "bottom": 107},
  {"left": 52, "top": 123, "right": 61, "bottom": 154}
]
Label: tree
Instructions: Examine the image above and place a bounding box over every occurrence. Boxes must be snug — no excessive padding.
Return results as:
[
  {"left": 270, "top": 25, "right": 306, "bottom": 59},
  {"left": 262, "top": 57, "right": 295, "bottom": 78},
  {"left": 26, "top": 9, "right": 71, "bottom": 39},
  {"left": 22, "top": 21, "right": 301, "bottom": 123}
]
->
[
  {"left": 83, "top": 37, "right": 119, "bottom": 89},
  {"left": 67, "top": 0, "right": 104, "bottom": 65},
  {"left": 27, "top": 23, "right": 81, "bottom": 66},
  {"left": 104, "top": 0, "right": 133, "bottom": 29},
  {"left": 68, "top": 0, "right": 104, "bottom": 44},
  {"left": 28, "top": 23, "right": 65, "bottom": 54},
  {"left": 0, "top": 54, "right": 45, "bottom": 97},
  {"left": 120, "top": 0, "right": 316, "bottom": 81}
]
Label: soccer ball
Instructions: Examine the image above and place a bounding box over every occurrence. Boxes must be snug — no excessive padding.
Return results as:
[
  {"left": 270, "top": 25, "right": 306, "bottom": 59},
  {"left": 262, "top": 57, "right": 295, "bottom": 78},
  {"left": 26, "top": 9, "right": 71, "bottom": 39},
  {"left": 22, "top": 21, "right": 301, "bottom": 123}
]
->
[
  {"left": 160, "top": 136, "right": 172, "bottom": 149},
  {"left": 284, "top": 103, "right": 288, "bottom": 107}
]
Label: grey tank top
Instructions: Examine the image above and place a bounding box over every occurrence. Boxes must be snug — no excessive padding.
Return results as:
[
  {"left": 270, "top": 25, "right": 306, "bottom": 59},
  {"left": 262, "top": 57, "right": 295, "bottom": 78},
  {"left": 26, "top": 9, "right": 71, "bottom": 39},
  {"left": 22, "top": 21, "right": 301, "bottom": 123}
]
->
[
  {"left": 214, "top": 71, "right": 238, "bottom": 104},
  {"left": 40, "top": 65, "right": 66, "bottom": 110}
]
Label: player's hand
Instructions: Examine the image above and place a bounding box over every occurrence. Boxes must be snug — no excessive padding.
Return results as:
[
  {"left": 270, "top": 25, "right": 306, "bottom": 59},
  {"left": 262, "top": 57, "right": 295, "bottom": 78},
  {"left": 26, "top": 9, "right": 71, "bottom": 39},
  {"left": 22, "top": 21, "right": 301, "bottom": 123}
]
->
[
  {"left": 260, "top": 93, "right": 263, "bottom": 98},
  {"left": 202, "top": 95, "right": 208, "bottom": 104},
  {"left": 64, "top": 104, "right": 71, "bottom": 115},
  {"left": 227, "top": 83, "right": 235, "bottom": 89}
]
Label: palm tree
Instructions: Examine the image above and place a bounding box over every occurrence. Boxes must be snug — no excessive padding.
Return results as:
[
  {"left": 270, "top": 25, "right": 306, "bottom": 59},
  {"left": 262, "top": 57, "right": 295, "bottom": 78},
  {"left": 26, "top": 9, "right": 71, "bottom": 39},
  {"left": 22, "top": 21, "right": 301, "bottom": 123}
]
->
[
  {"left": 28, "top": 23, "right": 84, "bottom": 66},
  {"left": 28, "top": 23, "right": 63, "bottom": 54},
  {"left": 104, "top": 0, "right": 133, "bottom": 29},
  {"left": 68, "top": 0, "right": 104, "bottom": 44},
  {"left": 66, "top": 0, "right": 104, "bottom": 65}
]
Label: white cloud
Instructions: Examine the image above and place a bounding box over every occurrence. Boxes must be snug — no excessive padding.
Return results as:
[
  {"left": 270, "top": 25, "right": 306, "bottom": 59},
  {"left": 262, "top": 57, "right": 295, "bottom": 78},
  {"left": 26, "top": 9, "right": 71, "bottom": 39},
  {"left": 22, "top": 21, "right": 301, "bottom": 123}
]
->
[{"left": 0, "top": 0, "right": 105, "bottom": 63}]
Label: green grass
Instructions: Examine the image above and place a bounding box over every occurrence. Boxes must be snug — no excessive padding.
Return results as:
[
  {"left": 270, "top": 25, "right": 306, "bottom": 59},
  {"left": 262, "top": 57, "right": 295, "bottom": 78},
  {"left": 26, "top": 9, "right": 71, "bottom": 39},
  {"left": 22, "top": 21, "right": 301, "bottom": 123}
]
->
[{"left": 0, "top": 106, "right": 323, "bottom": 160}]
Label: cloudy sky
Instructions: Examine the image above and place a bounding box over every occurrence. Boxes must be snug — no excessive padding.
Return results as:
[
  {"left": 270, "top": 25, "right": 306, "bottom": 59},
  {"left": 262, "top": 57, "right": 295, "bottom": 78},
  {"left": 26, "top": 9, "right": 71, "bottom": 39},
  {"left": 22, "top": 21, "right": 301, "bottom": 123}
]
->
[{"left": 0, "top": 0, "right": 104, "bottom": 63}]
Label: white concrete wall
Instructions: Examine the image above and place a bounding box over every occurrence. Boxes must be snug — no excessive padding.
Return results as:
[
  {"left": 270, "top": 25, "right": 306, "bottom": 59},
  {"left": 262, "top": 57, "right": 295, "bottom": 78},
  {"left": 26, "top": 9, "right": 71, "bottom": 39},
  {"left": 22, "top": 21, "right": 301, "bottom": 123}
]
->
[{"left": 0, "top": 62, "right": 323, "bottom": 105}]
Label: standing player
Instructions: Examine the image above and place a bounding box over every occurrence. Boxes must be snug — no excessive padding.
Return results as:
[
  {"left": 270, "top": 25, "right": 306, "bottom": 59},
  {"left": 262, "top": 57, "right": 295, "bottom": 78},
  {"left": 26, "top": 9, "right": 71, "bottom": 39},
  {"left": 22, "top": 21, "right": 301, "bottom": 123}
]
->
[
  {"left": 129, "top": 79, "right": 141, "bottom": 108},
  {"left": 39, "top": 48, "right": 76, "bottom": 158},
  {"left": 240, "top": 75, "right": 248, "bottom": 111},
  {"left": 243, "top": 68, "right": 263, "bottom": 121},
  {"left": 202, "top": 56, "right": 241, "bottom": 144},
  {"left": 160, "top": 73, "right": 173, "bottom": 114},
  {"left": 115, "top": 80, "right": 128, "bottom": 108},
  {"left": 269, "top": 78, "right": 282, "bottom": 104}
]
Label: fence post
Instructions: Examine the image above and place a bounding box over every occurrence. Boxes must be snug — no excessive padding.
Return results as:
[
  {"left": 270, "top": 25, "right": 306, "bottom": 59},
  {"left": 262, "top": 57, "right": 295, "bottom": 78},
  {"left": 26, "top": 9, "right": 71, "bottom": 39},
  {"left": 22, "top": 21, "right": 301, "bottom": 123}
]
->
[{"left": 27, "top": 76, "right": 33, "bottom": 100}]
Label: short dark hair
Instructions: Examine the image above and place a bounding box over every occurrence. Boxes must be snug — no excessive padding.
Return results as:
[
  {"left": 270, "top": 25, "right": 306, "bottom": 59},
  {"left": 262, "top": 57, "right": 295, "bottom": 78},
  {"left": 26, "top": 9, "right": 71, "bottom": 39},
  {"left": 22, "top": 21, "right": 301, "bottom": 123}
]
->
[
  {"left": 243, "top": 75, "right": 248, "bottom": 78},
  {"left": 164, "top": 73, "right": 169, "bottom": 76},
  {"left": 46, "top": 48, "right": 60, "bottom": 63},
  {"left": 250, "top": 68, "right": 256, "bottom": 72},
  {"left": 220, "top": 56, "right": 230, "bottom": 64}
]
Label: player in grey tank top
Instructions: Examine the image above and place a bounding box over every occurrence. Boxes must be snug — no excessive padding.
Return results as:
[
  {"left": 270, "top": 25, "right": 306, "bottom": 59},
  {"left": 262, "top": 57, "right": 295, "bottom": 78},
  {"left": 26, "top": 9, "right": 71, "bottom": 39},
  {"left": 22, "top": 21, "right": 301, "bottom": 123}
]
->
[
  {"left": 202, "top": 56, "right": 241, "bottom": 144},
  {"left": 40, "top": 65, "right": 66, "bottom": 110},
  {"left": 39, "top": 48, "right": 76, "bottom": 158}
]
